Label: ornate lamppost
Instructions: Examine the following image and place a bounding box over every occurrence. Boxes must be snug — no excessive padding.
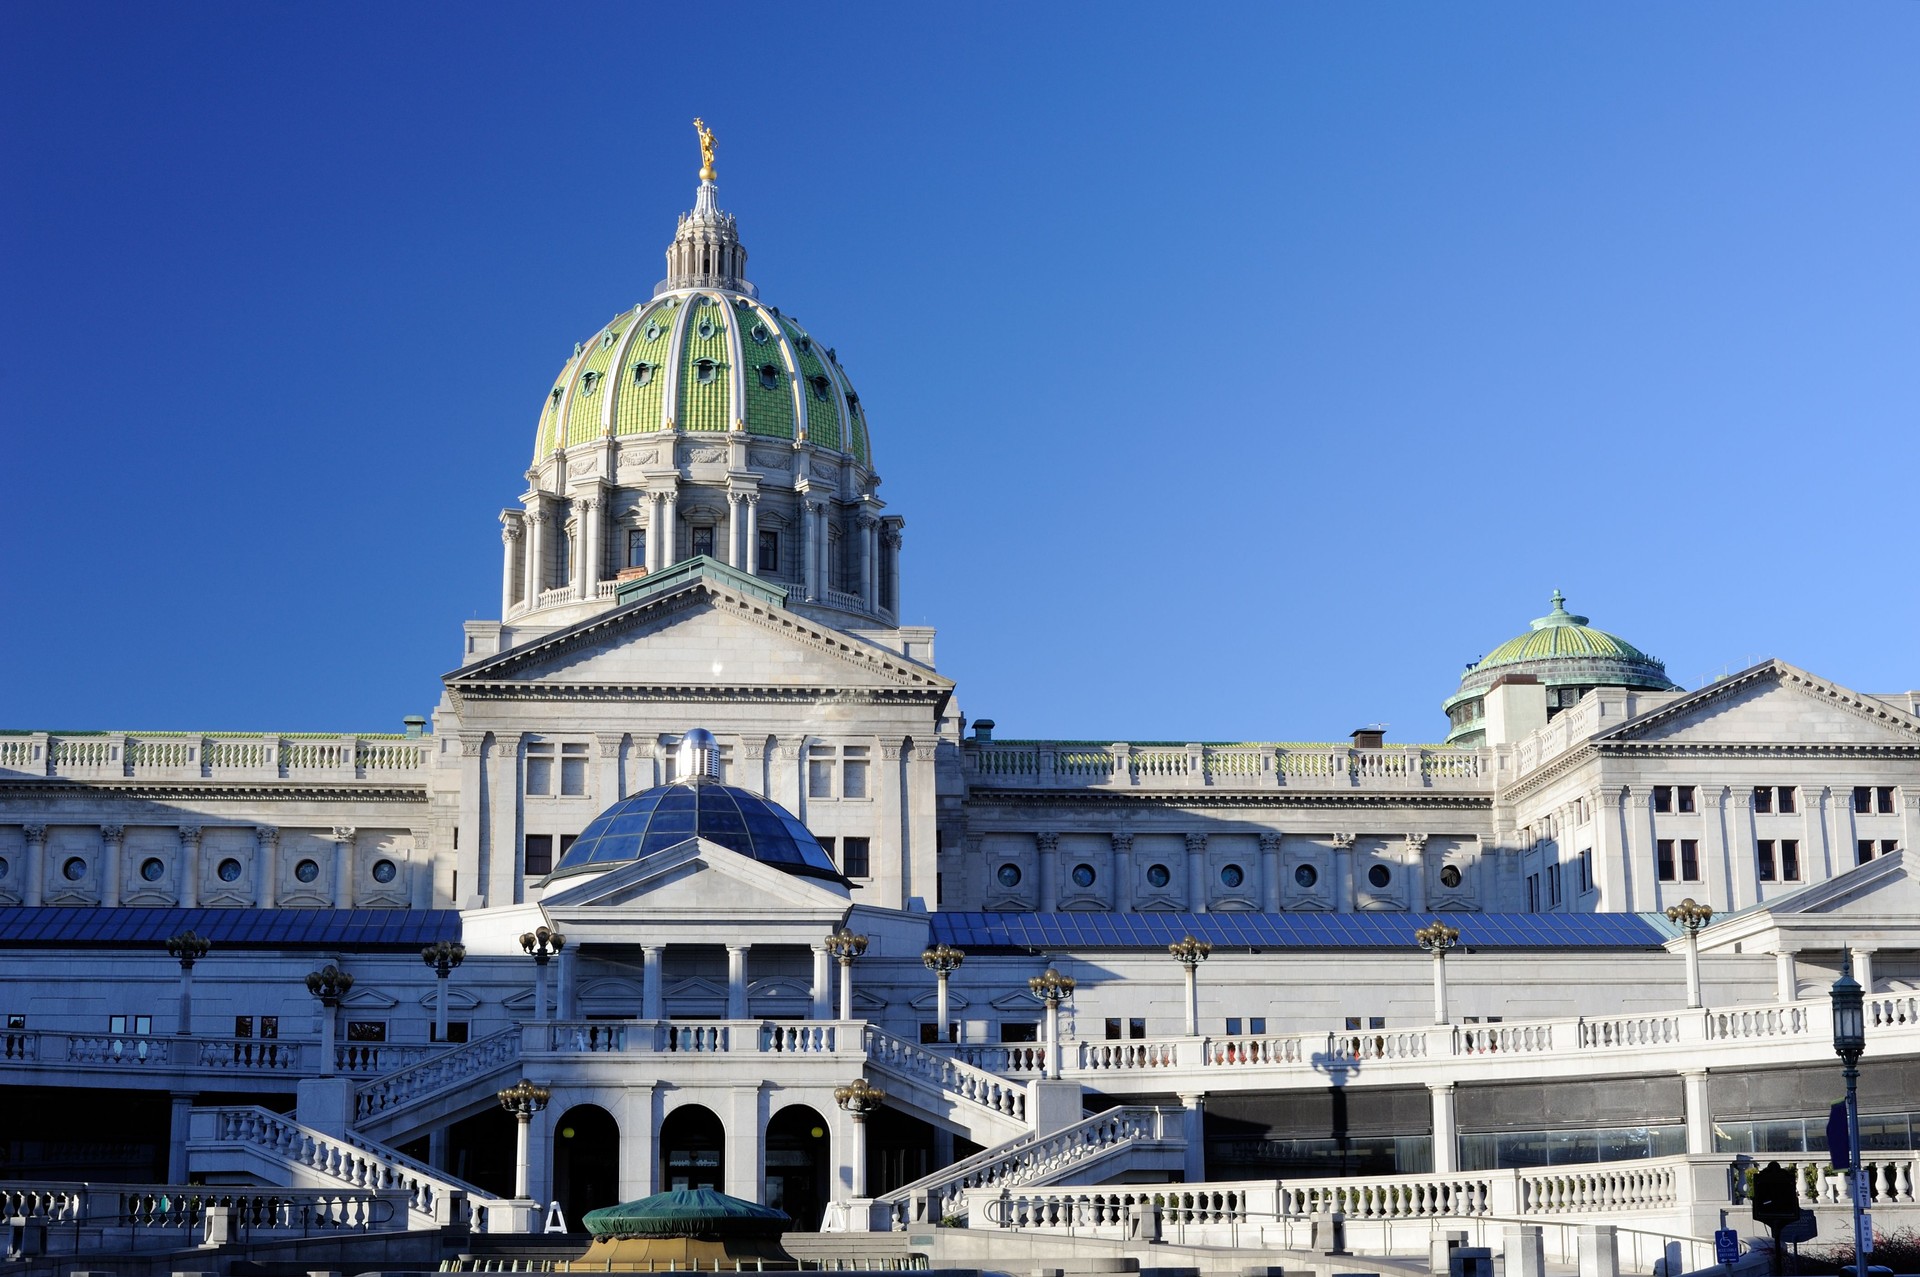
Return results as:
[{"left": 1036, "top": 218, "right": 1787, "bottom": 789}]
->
[
  {"left": 305, "top": 964, "right": 354, "bottom": 1077},
  {"left": 1415, "top": 922, "right": 1462, "bottom": 1025},
  {"left": 834, "top": 1077, "right": 886, "bottom": 1199},
  {"left": 498, "top": 1080, "right": 553, "bottom": 1201},
  {"left": 1830, "top": 953, "right": 1869, "bottom": 1277},
  {"left": 922, "top": 944, "right": 965, "bottom": 1044},
  {"left": 1028, "top": 967, "right": 1077, "bottom": 1079},
  {"left": 1665, "top": 898, "right": 1714, "bottom": 1009},
  {"left": 826, "top": 929, "right": 868, "bottom": 1022},
  {"left": 1168, "top": 935, "right": 1212, "bottom": 1036},
  {"left": 164, "top": 931, "right": 211, "bottom": 1037},
  {"left": 421, "top": 940, "right": 467, "bottom": 1044},
  {"left": 520, "top": 926, "right": 566, "bottom": 1022}
]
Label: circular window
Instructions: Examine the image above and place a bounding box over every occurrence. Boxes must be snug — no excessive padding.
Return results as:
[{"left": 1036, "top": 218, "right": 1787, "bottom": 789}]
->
[
  {"left": 140, "top": 857, "right": 165, "bottom": 882},
  {"left": 751, "top": 322, "right": 771, "bottom": 344},
  {"left": 62, "top": 857, "right": 86, "bottom": 882},
  {"left": 0, "top": 856, "right": 11, "bottom": 881},
  {"left": 1295, "top": 864, "right": 1318, "bottom": 889},
  {"left": 643, "top": 322, "right": 662, "bottom": 342},
  {"left": 996, "top": 863, "right": 1022, "bottom": 889},
  {"left": 697, "top": 318, "right": 716, "bottom": 340},
  {"left": 1440, "top": 865, "right": 1462, "bottom": 889},
  {"left": 218, "top": 858, "right": 243, "bottom": 883},
  {"left": 1071, "top": 863, "right": 1096, "bottom": 889},
  {"left": 371, "top": 859, "right": 397, "bottom": 884},
  {"left": 1146, "top": 863, "right": 1171, "bottom": 888},
  {"left": 1220, "top": 864, "right": 1245, "bottom": 889},
  {"left": 295, "top": 858, "right": 320, "bottom": 884},
  {"left": 758, "top": 364, "right": 781, "bottom": 390},
  {"left": 1368, "top": 864, "right": 1392, "bottom": 889}
]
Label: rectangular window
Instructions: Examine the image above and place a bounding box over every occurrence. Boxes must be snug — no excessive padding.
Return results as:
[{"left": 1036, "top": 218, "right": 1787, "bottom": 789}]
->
[
  {"left": 1547, "top": 863, "right": 1562, "bottom": 905},
  {"left": 5, "top": 1015, "right": 23, "bottom": 1030},
  {"left": 559, "top": 833, "right": 576, "bottom": 859},
  {"left": 259, "top": 1016, "right": 278, "bottom": 1039},
  {"left": 1855, "top": 786, "right": 1872, "bottom": 814},
  {"left": 999, "top": 1022, "right": 1038, "bottom": 1044},
  {"left": 1677, "top": 786, "right": 1696, "bottom": 813},
  {"left": 691, "top": 526, "right": 715, "bottom": 558},
  {"left": 561, "top": 743, "right": 588, "bottom": 796},
  {"left": 757, "top": 529, "right": 779, "bottom": 574},
  {"left": 1369, "top": 1016, "right": 1386, "bottom": 1030},
  {"left": 1526, "top": 873, "right": 1541, "bottom": 911},
  {"left": 1249, "top": 1016, "right": 1267, "bottom": 1034},
  {"left": 842, "top": 836, "right": 870, "bottom": 879},
  {"left": 1754, "top": 787, "right": 1772, "bottom": 814},
  {"left": 431, "top": 1022, "right": 470, "bottom": 1044},
  {"left": 842, "top": 747, "right": 870, "bottom": 799},
  {"left": 346, "top": 1021, "right": 387, "bottom": 1042},
  {"left": 1778, "top": 787, "right": 1796, "bottom": 814},
  {"left": 1129, "top": 1018, "right": 1146, "bottom": 1039},
  {"left": 1860, "top": 838, "right": 1876, "bottom": 865},
  {"left": 234, "top": 1016, "right": 254, "bottom": 1039},
  {"left": 1681, "top": 839, "right": 1699, "bottom": 881},
  {"left": 627, "top": 529, "right": 646, "bottom": 568},
  {"left": 1656, "top": 840, "right": 1676, "bottom": 882},
  {"left": 1879, "top": 787, "right": 1897, "bottom": 814},
  {"left": 109, "top": 1015, "right": 152, "bottom": 1036},
  {"left": 1344, "top": 1017, "right": 1362, "bottom": 1031},
  {"left": 921, "top": 1024, "right": 941, "bottom": 1045},
  {"left": 1225, "top": 1017, "right": 1243, "bottom": 1036},
  {"left": 1780, "top": 839, "right": 1800, "bottom": 882},
  {"left": 1578, "top": 849, "right": 1593, "bottom": 893},
  {"left": 1653, "top": 787, "right": 1672, "bottom": 814},
  {"left": 1105, "top": 1018, "right": 1123, "bottom": 1040},
  {"left": 526, "top": 742, "right": 554, "bottom": 796},
  {"left": 808, "top": 747, "right": 834, "bottom": 798},
  {"left": 524, "top": 835, "right": 554, "bottom": 876},
  {"left": 1757, "top": 840, "right": 1776, "bottom": 882},
  {"left": 1888, "top": 839, "right": 1903, "bottom": 855}
]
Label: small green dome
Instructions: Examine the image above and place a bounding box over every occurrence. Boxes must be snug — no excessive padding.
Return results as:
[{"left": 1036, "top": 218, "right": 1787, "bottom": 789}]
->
[
  {"left": 1474, "top": 591, "right": 1659, "bottom": 671},
  {"left": 1443, "top": 591, "right": 1678, "bottom": 745},
  {"left": 583, "top": 1188, "right": 790, "bottom": 1239}
]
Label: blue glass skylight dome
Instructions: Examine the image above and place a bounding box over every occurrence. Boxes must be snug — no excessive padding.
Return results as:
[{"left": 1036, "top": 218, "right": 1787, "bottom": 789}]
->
[{"left": 548, "top": 777, "right": 845, "bottom": 886}]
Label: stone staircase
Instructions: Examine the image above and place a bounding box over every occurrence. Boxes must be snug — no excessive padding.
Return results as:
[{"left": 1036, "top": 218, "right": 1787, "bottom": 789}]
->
[
  {"left": 351, "top": 1026, "right": 524, "bottom": 1145},
  {"left": 186, "top": 1105, "right": 510, "bottom": 1232},
  {"left": 860, "top": 1026, "right": 1033, "bottom": 1147},
  {"left": 876, "top": 1105, "right": 1185, "bottom": 1228}
]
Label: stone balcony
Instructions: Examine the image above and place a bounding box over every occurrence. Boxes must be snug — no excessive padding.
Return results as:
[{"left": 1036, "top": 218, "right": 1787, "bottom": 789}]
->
[{"left": 962, "top": 740, "right": 1494, "bottom": 793}]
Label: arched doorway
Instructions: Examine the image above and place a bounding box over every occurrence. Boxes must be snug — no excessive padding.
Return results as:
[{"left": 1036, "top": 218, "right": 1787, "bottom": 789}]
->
[
  {"left": 765, "top": 1104, "right": 830, "bottom": 1230},
  {"left": 553, "top": 1104, "right": 619, "bottom": 1227},
  {"left": 659, "top": 1104, "right": 724, "bottom": 1191},
  {"left": 864, "top": 1106, "right": 938, "bottom": 1197}
]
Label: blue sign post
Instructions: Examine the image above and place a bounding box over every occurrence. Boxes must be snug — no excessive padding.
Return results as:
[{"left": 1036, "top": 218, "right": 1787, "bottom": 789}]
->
[{"left": 1714, "top": 1229, "right": 1740, "bottom": 1267}]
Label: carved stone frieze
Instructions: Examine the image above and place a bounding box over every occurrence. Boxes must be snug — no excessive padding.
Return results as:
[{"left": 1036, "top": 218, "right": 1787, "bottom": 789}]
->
[
  {"left": 1332, "top": 831, "right": 1356, "bottom": 849},
  {"left": 686, "top": 445, "right": 727, "bottom": 465},
  {"left": 1035, "top": 832, "right": 1059, "bottom": 854},
  {"left": 1185, "top": 833, "right": 1208, "bottom": 855},
  {"left": 99, "top": 824, "right": 124, "bottom": 844},
  {"left": 809, "top": 459, "right": 838, "bottom": 480},
  {"left": 749, "top": 448, "right": 792, "bottom": 470},
  {"left": 1110, "top": 832, "right": 1134, "bottom": 854}
]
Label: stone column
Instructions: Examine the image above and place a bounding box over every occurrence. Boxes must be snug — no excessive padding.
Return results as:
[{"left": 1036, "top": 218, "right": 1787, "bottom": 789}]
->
[
  {"left": 255, "top": 826, "right": 279, "bottom": 908},
  {"left": 1111, "top": 832, "right": 1133, "bottom": 913},
  {"left": 1625, "top": 789, "right": 1654, "bottom": 911},
  {"left": 1178, "top": 1093, "right": 1207, "bottom": 1182},
  {"left": 1722, "top": 788, "right": 1754, "bottom": 912},
  {"left": 556, "top": 946, "right": 577, "bottom": 1020},
  {"left": 744, "top": 494, "right": 760, "bottom": 574},
  {"left": 100, "top": 824, "right": 124, "bottom": 908},
  {"left": 21, "top": 823, "right": 45, "bottom": 908},
  {"left": 811, "top": 943, "right": 833, "bottom": 1019},
  {"left": 1826, "top": 785, "right": 1855, "bottom": 877},
  {"left": 1596, "top": 788, "right": 1627, "bottom": 910},
  {"left": 879, "top": 739, "right": 909, "bottom": 910},
  {"left": 727, "top": 944, "right": 749, "bottom": 1019},
  {"left": 1259, "top": 833, "right": 1282, "bottom": 912},
  {"left": 642, "top": 945, "right": 664, "bottom": 1020},
  {"left": 1406, "top": 833, "right": 1429, "bottom": 912},
  {"left": 596, "top": 734, "right": 624, "bottom": 807},
  {"left": 802, "top": 498, "right": 824, "bottom": 599},
  {"left": 487, "top": 735, "right": 520, "bottom": 907},
  {"left": 1855, "top": 949, "right": 1876, "bottom": 996},
  {"left": 724, "top": 1085, "right": 766, "bottom": 1205},
  {"left": 1774, "top": 948, "right": 1798, "bottom": 1002},
  {"left": 620, "top": 1085, "right": 658, "bottom": 1201},
  {"left": 1036, "top": 833, "right": 1059, "bottom": 912},
  {"left": 524, "top": 509, "right": 546, "bottom": 600},
  {"left": 663, "top": 488, "right": 680, "bottom": 567},
  {"left": 500, "top": 516, "right": 523, "bottom": 616},
  {"left": 1333, "top": 832, "right": 1356, "bottom": 912},
  {"left": 168, "top": 1092, "right": 194, "bottom": 1183},
  {"left": 1429, "top": 1082, "right": 1458, "bottom": 1173},
  {"left": 858, "top": 513, "right": 877, "bottom": 609},
  {"left": 1186, "top": 833, "right": 1209, "bottom": 913},
  {"left": 1904, "top": 791, "right": 1920, "bottom": 865},
  {"left": 331, "top": 827, "right": 354, "bottom": 909},
  {"left": 178, "top": 825, "right": 202, "bottom": 909},
  {"left": 1682, "top": 1070, "right": 1713, "bottom": 1155},
  {"left": 579, "top": 495, "right": 602, "bottom": 597}
]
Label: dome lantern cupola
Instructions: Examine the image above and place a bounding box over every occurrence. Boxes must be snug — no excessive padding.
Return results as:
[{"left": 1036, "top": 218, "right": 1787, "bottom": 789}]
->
[
  {"left": 659, "top": 119, "right": 753, "bottom": 297},
  {"left": 1442, "top": 591, "right": 1679, "bottom": 746}
]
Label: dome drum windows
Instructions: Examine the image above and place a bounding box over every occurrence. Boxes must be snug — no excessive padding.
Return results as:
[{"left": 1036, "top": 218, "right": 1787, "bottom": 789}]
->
[
  {"left": 750, "top": 322, "right": 771, "bottom": 344},
  {"left": 694, "top": 359, "right": 720, "bottom": 385},
  {"left": 632, "top": 362, "right": 656, "bottom": 387},
  {"left": 580, "top": 370, "right": 603, "bottom": 396},
  {"left": 757, "top": 364, "right": 782, "bottom": 390},
  {"left": 806, "top": 374, "right": 832, "bottom": 402}
]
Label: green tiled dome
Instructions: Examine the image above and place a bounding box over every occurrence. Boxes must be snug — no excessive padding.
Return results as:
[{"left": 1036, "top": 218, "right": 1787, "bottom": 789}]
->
[
  {"left": 532, "top": 294, "right": 872, "bottom": 466},
  {"left": 1474, "top": 592, "right": 1658, "bottom": 671}
]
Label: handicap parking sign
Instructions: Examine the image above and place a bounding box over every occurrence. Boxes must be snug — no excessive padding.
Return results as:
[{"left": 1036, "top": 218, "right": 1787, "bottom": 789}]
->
[{"left": 1715, "top": 1229, "right": 1740, "bottom": 1265}]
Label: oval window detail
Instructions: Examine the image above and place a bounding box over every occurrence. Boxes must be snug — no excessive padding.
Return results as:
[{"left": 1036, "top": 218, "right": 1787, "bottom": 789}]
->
[
  {"left": 1368, "top": 864, "right": 1392, "bottom": 889},
  {"left": 140, "top": 857, "right": 165, "bottom": 882},
  {"left": 807, "top": 374, "right": 831, "bottom": 401},
  {"left": 1146, "top": 863, "right": 1171, "bottom": 888},
  {"left": 218, "top": 858, "right": 243, "bottom": 883},
  {"left": 758, "top": 364, "right": 781, "bottom": 390},
  {"left": 1220, "top": 864, "right": 1245, "bottom": 889},
  {"left": 0, "top": 857, "right": 10, "bottom": 881},
  {"left": 372, "top": 859, "right": 397, "bottom": 884},
  {"left": 1294, "top": 864, "right": 1318, "bottom": 889},
  {"left": 751, "top": 322, "right": 771, "bottom": 344},
  {"left": 295, "top": 858, "right": 321, "bottom": 884},
  {"left": 63, "top": 857, "right": 87, "bottom": 881},
  {"left": 1439, "top": 865, "right": 1462, "bottom": 889},
  {"left": 1071, "top": 863, "right": 1096, "bottom": 888},
  {"left": 996, "top": 863, "right": 1022, "bottom": 889}
]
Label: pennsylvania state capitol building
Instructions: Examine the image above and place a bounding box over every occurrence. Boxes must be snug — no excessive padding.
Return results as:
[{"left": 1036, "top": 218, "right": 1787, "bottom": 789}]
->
[{"left": 1, "top": 129, "right": 1917, "bottom": 1270}]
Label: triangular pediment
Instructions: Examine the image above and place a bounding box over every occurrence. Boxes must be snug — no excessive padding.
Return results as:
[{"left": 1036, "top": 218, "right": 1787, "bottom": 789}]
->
[
  {"left": 1599, "top": 661, "right": 1920, "bottom": 749},
  {"left": 1770, "top": 850, "right": 1914, "bottom": 918},
  {"left": 446, "top": 571, "right": 950, "bottom": 701},
  {"left": 1698, "top": 851, "right": 1919, "bottom": 954},
  {"left": 540, "top": 837, "right": 849, "bottom": 914}
]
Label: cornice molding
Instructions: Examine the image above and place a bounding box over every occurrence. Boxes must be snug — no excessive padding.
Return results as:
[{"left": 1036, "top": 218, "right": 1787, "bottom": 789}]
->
[{"left": 0, "top": 779, "right": 427, "bottom": 804}]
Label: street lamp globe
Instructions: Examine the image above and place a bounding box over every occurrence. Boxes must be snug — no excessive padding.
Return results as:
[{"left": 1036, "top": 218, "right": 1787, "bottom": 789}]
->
[{"left": 1831, "top": 959, "right": 1865, "bottom": 1065}]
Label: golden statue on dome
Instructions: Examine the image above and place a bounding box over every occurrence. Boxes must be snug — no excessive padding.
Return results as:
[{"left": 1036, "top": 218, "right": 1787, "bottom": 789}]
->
[{"left": 694, "top": 117, "right": 716, "bottom": 181}]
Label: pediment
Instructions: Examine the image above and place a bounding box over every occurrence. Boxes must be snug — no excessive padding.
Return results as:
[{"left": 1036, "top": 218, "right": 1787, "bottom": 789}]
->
[
  {"left": 414, "top": 988, "right": 481, "bottom": 1011},
  {"left": 1771, "top": 850, "right": 1914, "bottom": 918},
  {"left": 1599, "top": 662, "right": 1920, "bottom": 750},
  {"left": 446, "top": 573, "right": 950, "bottom": 702},
  {"left": 339, "top": 988, "right": 399, "bottom": 1011},
  {"left": 538, "top": 837, "right": 849, "bottom": 917},
  {"left": 908, "top": 990, "right": 971, "bottom": 1012}
]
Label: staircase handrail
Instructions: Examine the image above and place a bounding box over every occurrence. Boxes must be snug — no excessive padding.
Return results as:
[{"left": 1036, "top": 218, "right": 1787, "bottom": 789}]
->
[
  {"left": 353, "top": 1026, "right": 523, "bottom": 1126},
  {"left": 878, "top": 1104, "right": 1175, "bottom": 1225},
  {"left": 861, "top": 1025, "right": 1028, "bottom": 1123}
]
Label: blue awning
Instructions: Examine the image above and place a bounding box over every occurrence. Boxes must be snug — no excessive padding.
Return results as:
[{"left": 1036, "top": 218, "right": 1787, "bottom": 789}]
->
[
  {"left": 927, "top": 910, "right": 1679, "bottom": 951},
  {"left": 0, "top": 907, "right": 461, "bottom": 949}
]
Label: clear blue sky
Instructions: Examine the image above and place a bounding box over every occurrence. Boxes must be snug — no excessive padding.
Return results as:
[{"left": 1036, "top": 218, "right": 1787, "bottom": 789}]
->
[{"left": 4, "top": 5, "right": 1916, "bottom": 743}]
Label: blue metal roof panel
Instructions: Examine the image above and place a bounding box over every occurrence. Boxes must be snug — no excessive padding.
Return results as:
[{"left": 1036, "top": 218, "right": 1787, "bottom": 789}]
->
[
  {"left": 927, "top": 911, "right": 1677, "bottom": 950},
  {"left": 0, "top": 907, "right": 461, "bottom": 949}
]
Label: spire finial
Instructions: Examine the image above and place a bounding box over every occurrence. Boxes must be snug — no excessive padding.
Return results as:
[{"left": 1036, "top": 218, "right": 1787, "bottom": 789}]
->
[
  {"left": 1550, "top": 589, "right": 1567, "bottom": 612},
  {"left": 694, "top": 117, "right": 716, "bottom": 182}
]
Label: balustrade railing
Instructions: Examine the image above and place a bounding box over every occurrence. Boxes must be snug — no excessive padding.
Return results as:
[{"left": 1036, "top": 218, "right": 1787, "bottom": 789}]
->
[
  {"left": 0, "top": 731, "right": 431, "bottom": 779},
  {"left": 862, "top": 1027, "right": 1027, "bottom": 1123},
  {"left": 964, "top": 739, "right": 1491, "bottom": 790},
  {"left": 335, "top": 1041, "right": 433, "bottom": 1075},
  {"left": 1771, "top": 1153, "right": 1920, "bottom": 1206},
  {"left": 0, "top": 1180, "right": 398, "bottom": 1241},
  {"left": 353, "top": 1028, "right": 522, "bottom": 1127}
]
